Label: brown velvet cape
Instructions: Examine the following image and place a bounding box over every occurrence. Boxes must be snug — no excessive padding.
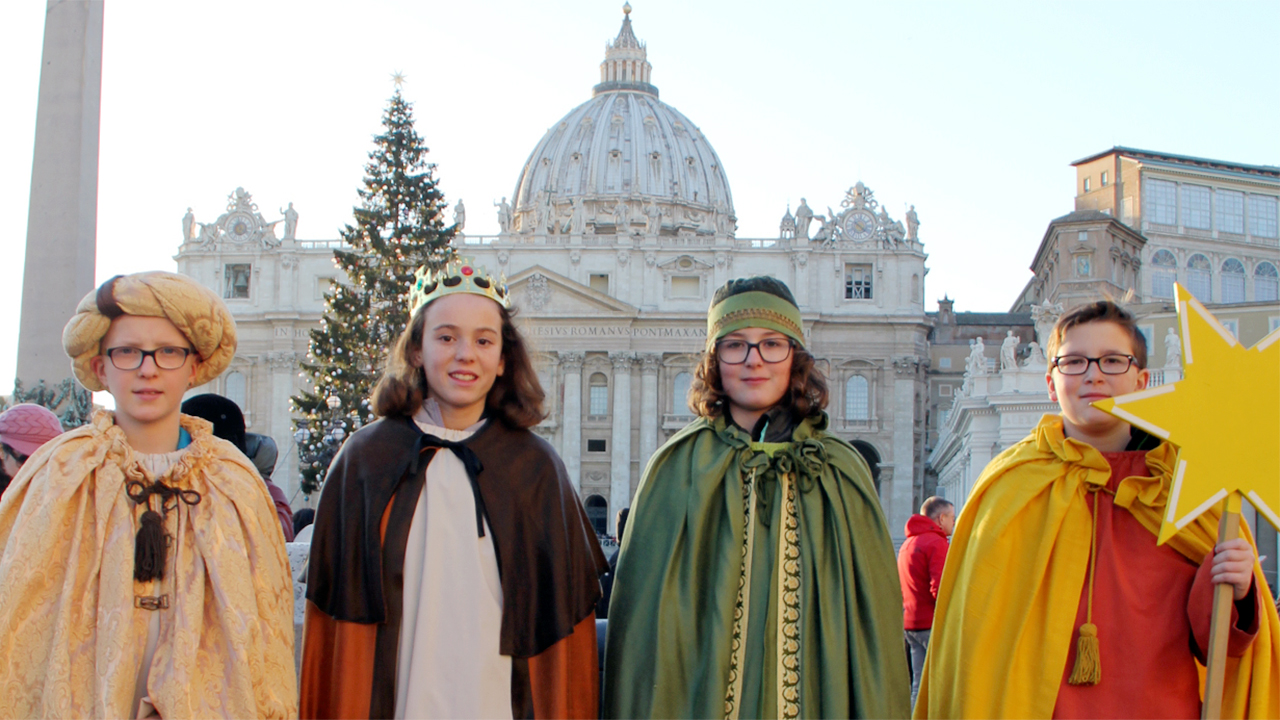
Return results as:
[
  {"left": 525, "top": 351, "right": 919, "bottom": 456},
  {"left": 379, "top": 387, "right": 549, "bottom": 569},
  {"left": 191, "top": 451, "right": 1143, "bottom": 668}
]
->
[{"left": 300, "top": 415, "right": 607, "bottom": 719}]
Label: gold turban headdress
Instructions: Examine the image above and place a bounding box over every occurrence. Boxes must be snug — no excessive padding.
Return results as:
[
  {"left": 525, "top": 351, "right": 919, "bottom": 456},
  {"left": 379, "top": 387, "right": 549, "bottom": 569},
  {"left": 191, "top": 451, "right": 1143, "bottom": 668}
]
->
[{"left": 62, "top": 272, "right": 237, "bottom": 392}]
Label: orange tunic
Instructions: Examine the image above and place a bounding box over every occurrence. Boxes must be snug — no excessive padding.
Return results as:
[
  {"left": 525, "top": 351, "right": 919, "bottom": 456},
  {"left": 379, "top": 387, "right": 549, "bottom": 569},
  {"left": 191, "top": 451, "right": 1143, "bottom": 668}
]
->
[{"left": 1054, "top": 450, "right": 1260, "bottom": 719}]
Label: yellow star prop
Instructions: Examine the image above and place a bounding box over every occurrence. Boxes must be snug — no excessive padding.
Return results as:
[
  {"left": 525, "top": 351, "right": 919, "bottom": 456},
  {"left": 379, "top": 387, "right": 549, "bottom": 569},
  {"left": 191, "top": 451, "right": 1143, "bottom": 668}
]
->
[{"left": 1092, "top": 283, "right": 1280, "bottom": 545}]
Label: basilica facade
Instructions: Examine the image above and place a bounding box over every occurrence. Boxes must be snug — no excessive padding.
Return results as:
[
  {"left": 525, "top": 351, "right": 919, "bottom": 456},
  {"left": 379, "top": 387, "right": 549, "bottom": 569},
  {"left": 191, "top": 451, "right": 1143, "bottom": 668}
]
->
[{"left": 174, "top": 8, "right": 932, "bottom": 539}]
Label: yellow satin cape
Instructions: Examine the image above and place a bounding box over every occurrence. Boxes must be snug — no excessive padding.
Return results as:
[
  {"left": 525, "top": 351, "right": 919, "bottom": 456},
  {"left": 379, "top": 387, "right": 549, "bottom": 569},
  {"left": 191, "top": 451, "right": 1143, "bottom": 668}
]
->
[
  {"left": 916, "top": 414, "right": 1279, "bottom": 719},
  {"left": 0, "top": 411, "right": 297, "bottom": 719}
]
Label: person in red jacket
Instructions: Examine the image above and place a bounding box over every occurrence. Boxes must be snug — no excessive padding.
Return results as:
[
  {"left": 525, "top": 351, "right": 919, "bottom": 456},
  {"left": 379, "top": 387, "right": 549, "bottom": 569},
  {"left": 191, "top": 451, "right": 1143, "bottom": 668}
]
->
[{"left": 898, "top": 496, "right": 954, "bottom": 707}]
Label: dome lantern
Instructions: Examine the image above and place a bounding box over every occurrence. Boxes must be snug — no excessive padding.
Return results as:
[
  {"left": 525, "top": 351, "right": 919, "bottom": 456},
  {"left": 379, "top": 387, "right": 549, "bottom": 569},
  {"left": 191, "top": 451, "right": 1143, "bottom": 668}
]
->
[{"left": 594, "top": 4, "right": 657, "bottom": 98}]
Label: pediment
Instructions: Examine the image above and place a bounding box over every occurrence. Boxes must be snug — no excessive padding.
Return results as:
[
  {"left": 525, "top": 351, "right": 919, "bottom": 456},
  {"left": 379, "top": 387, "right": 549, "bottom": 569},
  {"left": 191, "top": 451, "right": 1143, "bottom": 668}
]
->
[{"left": 506, "top": 265, "right": 637, "bottom": 315}]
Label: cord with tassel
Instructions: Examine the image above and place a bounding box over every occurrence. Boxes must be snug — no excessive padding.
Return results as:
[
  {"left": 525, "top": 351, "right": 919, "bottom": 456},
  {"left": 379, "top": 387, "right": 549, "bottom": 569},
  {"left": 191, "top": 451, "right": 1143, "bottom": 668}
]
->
[
  {"left": 126, "top": 479, "right": 202, "bottom": 583},
  {"left": 1068, "top": 486, "right": 1102, "bottom": 685}
]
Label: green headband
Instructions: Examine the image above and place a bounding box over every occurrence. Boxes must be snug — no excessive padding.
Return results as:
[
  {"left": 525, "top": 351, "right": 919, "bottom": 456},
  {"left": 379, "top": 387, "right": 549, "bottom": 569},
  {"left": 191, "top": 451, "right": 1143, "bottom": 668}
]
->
[{"left": 707, "top": 291, "right": 805, "bottom": 348}]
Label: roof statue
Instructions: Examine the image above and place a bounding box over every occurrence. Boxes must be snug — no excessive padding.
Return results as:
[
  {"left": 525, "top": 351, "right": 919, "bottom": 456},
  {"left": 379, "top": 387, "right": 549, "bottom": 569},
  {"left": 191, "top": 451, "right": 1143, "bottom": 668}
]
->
[{"left": 509, "top": 5, "right": 736, "bottom": 239}]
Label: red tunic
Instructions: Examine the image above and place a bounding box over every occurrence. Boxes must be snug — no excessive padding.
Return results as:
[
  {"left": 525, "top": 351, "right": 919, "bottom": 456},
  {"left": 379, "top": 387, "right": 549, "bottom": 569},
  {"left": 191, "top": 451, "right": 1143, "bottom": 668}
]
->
[{"left": 1053, "top": 450, "right": 1261, "bottom": 719}]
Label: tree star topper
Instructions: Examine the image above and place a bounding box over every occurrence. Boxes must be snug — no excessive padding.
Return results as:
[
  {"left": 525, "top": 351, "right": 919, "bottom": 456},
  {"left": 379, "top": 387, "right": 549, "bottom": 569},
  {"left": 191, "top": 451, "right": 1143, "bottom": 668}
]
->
[{"left": 1092, "top": 283, "right": 1280, "bottom": 545}]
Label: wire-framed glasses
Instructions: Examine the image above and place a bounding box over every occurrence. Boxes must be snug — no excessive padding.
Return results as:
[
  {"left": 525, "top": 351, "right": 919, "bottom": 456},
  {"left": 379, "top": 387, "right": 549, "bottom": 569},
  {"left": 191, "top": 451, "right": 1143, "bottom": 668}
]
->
[
  {"left": 716, "top": 338, "right": 794, "bottom": 365},
  {"left": 105, "top": 346, "right": 194, "bottom": 371},
  {"left": 1050, "top": 354, "right": 1138, "bottom": 375}
]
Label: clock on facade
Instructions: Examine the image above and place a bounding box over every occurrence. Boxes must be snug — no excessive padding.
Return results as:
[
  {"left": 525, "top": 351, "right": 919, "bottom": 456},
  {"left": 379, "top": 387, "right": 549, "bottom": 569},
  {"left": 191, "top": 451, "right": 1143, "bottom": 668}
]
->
[
  {"left": 226, "top": 213, "right": 256, "bottom": 242},
  {"left": 842, "top": 209, "right": 877, "bottom": 240}
]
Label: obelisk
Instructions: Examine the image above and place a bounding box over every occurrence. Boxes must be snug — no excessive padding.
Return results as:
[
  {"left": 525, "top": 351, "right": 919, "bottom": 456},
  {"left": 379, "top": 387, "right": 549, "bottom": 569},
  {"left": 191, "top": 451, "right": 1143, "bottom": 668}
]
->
[{"left": 16, "top": 1, "right": 104, "bottom": 391}]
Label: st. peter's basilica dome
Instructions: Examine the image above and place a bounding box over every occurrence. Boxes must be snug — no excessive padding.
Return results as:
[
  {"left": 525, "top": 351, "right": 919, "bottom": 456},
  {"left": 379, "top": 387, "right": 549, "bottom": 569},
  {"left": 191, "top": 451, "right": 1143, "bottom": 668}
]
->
[{"left": 510, "top": 5, "right": 736, "bottom": 238}]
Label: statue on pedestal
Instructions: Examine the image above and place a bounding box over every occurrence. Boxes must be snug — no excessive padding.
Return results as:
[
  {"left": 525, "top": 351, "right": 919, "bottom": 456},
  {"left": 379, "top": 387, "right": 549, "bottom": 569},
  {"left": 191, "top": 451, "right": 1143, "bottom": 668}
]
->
[
  {"left": 613, "top": 200, "right": 631, "bottom": 231},
  {"left": 182, "top": 208, "right": 195, "bottom": 242},
  {"left": 1164, "top": 327, "right": 1182, "bottom": 368},
  {"left": 795, "top": 198, "right": 813, "bottom": 240},
  {"left": 494, "top": 197, "right": 513, "bottom": 233},
  {"left": 644, "top": 201, "right": 663, "bottom": 235},
  {"left": 280, "top": 202, "right": 298, "bottom": 240},
  {"left": 967, "top": 337, "right": 988, "bottom": 376},
  {"left": 1022, "top": 341, "right": 1047, "bottom": 369},
  {"left": 905, "top": 205, "right": 919, "bottom": 240},
  {"left": 1000, "top": 331, "right": 1019, "bottom": 371},
  {"left": 453, "top": 200, "right": 466, "bottom": 232}
]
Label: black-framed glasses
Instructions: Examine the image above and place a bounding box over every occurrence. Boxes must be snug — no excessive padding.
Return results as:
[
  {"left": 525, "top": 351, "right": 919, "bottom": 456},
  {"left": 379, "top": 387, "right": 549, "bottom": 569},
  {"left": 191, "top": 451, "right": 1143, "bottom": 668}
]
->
[
  {"left": 1050, "top": 354, "right": 1139, "bottom": 376},
  {"left": 716, "top": 338, "right": 794, "bottom": 365},
  {"left": 105, "top": 346, "right": 194, "bottom": 371}
]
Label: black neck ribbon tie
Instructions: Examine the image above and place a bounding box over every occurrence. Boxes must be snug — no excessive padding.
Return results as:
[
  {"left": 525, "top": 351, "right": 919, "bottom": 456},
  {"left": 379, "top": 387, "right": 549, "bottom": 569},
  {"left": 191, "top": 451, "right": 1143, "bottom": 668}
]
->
[{"left": 415, "top": 433, "right": 488, "bottom": 537}]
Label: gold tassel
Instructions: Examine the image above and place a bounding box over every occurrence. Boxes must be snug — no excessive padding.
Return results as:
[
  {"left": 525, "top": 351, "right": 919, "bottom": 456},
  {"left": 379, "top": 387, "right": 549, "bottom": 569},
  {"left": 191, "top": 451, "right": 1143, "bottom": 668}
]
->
[{"left": 1067, "top": 622, "right": 1101, "bottom": 685}]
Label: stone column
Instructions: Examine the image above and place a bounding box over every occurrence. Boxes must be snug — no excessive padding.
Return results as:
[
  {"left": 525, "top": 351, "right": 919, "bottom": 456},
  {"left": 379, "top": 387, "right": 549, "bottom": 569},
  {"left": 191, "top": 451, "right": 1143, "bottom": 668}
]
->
[
  {"left": 267, "top": 351, "right": 300, "bottom": 501},
  {"left": 560, "top": 352, "right": 584, "bottom": 492},
  {"left": 888, "top": 357, "right": 922, "bottom": 538},
  {"left": 638, "top": 354, "right": 661, "bottom": 472},
  {"left": 609, "top": 352, "right": 634, "bottom": 532},
  {"left": 17, "top": 0, "right": 104, "bottom": 391}
]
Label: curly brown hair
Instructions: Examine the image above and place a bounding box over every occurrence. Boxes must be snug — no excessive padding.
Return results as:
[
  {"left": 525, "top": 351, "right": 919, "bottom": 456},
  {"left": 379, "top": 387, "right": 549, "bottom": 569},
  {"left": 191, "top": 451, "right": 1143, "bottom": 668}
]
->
[
  {"left": 370, "top": 301, "right": 546, "bottom": 428},
  {"left": 688, "top": 341, "right": 829, "bottom": 422}
]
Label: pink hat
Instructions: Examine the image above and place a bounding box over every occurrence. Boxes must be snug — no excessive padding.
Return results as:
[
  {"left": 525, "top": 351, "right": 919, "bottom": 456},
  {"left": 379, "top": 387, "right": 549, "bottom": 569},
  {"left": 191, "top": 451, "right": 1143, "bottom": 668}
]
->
[{"left": 0, "top": 404, "right": 65, "bottom": 457}]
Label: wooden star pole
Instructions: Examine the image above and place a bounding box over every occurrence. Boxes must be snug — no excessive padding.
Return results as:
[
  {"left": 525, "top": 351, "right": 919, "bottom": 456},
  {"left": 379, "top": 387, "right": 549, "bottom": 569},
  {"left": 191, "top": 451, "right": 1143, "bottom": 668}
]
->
[{"left": 1092, "top": 284, "right": 1280, "bottom": 720}]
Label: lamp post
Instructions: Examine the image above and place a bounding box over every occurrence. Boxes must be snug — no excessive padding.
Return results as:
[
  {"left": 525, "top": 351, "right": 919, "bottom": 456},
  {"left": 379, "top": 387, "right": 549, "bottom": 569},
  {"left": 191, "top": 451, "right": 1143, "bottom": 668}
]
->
[{"left": 295, "top": 394, "right": 350, "bottom": 496}]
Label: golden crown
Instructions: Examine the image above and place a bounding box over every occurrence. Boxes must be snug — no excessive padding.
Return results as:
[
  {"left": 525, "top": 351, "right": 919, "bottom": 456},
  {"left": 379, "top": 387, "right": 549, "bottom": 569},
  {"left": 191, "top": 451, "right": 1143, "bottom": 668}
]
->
[{"left": 408, "top": 256, "right": 510, "bottom": 314}]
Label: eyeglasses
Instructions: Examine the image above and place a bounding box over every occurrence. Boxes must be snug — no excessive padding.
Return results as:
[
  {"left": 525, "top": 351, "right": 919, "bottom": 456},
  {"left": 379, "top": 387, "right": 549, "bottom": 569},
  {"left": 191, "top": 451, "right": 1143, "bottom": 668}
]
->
[
  {"left": 104, "top": 346, "right": 194, "bottom": 371},
  {"left": 1050, "top": 354, "right": 1139, "bottom": 376},
  {"left": 716, "top": 338, "right": 794, "bottom": 365}
]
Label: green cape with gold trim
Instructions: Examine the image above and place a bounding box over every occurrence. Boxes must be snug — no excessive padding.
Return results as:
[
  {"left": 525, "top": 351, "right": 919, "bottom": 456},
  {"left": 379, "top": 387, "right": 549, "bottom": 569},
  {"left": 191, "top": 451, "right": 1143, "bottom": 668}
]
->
[{"left": 603, "top": 413, "right": 909, "bottom": 719}]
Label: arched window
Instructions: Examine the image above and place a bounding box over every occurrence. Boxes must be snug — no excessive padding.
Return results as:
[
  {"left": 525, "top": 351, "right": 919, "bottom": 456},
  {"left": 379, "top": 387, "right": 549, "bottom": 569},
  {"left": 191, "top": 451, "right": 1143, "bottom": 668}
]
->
[
  {"left": 1186, "top": 254, "right": 1211, "bottom": 302},
  {"left": 588, "top": 373, "right": 609, "bottom": 416},
  {"left": 585, "top": 495, "right": 608, "bottom": 535},
  {"left": 224, "top": 371, "right": 246, "bottom": 410},
  {"left": 1221, "top": 259, "right": 1246, "bottom": 304},
  {"left": 1256, "top": 262, "right": 1279, "bottom": 303},
  {"left": 845, "top": 375, "right": 869, "bottom": 421},
  {"left": 672, "top": 371, "right": 693, "bottom": 418},
  {"left": 1151, "top": 249, "right": 1177, "bottom": 299}
]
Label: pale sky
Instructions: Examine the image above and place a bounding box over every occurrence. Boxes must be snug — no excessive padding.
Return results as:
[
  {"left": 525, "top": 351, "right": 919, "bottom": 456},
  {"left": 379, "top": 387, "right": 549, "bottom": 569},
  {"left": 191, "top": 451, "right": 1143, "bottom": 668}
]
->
[{"left": 2, "top": 0, "right": 1278, "bottom": 396}]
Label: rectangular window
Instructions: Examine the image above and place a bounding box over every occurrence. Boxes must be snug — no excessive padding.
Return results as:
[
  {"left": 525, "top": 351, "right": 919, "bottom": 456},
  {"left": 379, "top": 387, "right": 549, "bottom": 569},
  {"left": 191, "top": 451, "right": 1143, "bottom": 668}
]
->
[
  {"left": 1216, "top": 190, "right": 1245, "bottom": 234},
  {"left": 670, "top": 276, "right": 700, "bottom": 297},
  {"left": 588, "top": 385, "right": 609, "bottom": 416},
  {"left": 938, "top": 357, "right": 951, "bottom": 369},
  {"left": 1181, "top": 185, "right": 1211, "bottom": 229},
  {"left": 1101, "top": 170, "right": 1109, "bottom": 187},
  {"left": 1248, "top": 195, "right": 1279, "bottom": 238},
  {"left": 1083, "top": 177, "right": 1091, "bottom": 193},
  {"left": 939, "top": 385, "right": 952, "bottom": 397},
  {"left": 845, "top": 264, "right": 873, "bottom": 300},
  {"left": 1146, "top": 179, "right": 1177, "bottom": 225},
  {"left": 224, "top": 264, "right": 251, "bottom": 299},
  {"left": 1152, "top": 270, "right": 1176, "bottom": 299},
  {"left": 586, "top": 439, "right": 607, "bottom": 453},
  {"left": 314, "top": 277, "right": 335, "bottom": 300},
  {"left": 589, "top": 273, "right": 610, "bottom": 295}
]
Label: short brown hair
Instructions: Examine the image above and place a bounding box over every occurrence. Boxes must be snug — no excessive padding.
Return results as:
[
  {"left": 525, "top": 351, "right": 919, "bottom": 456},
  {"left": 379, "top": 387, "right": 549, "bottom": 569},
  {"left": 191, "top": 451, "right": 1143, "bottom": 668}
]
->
[
  {"left": 371, "top": 302, "right": 546, "bottom": 429},
  {"left": 1045, "top": 301, "right": 1147, "bottom": 370},
  {"left": 920, "top": 496, "right": 953, "bottom": 521},
  {"left": 688, "top": 342, "right": 829, "bottom": 422}
]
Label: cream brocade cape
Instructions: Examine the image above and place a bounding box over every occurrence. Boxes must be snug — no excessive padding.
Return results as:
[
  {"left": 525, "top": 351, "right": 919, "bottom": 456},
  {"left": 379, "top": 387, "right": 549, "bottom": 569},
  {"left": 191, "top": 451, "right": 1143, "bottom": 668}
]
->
[{"left": 0, "top": 411, "right": 297, "bottom": 719}]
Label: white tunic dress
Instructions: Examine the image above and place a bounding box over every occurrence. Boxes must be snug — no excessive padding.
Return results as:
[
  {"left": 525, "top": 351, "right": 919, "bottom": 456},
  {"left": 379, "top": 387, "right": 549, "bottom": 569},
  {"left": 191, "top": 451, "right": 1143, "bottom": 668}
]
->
[{"left": 394, "top": 402, "right": 512, "bottom": 719}]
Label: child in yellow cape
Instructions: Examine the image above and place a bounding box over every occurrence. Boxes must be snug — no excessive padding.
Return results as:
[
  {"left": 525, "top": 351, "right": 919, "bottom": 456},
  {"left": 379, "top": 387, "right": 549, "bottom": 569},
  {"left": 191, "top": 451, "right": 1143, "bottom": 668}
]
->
[
  {"left": 916, "top": 301, "right": 1279, "bottom": 718},
  {"left": 0, "top": 272, "right": 297, "bottom": 719}
]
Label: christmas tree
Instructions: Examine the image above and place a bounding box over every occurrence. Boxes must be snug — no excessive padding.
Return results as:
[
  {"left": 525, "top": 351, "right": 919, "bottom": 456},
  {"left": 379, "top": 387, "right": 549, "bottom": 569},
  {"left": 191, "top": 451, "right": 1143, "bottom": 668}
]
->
[{"left": 292, "top": 83, "right": 456, "bottom": 495}]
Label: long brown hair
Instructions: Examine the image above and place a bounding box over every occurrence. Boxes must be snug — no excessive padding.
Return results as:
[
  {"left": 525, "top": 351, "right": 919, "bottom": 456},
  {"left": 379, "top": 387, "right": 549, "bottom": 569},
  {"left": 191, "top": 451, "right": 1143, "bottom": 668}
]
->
[
  {"left": 688, "top": 341, "right": 829, "bottom": 422},
  {"left": 371, "top": 300, "right": 546, "bottom": 428}
]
